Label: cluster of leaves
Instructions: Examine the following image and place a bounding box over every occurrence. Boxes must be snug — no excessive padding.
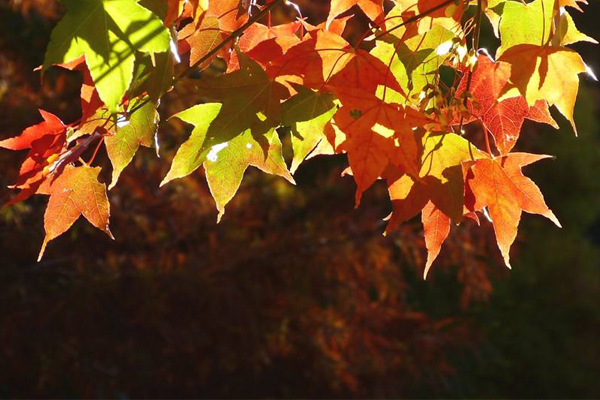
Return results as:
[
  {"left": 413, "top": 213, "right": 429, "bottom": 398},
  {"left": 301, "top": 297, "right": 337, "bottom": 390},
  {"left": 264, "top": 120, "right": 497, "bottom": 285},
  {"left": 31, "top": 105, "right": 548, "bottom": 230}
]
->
[{"left": 0, "top": 0, "right": 596, "bottom": 275}]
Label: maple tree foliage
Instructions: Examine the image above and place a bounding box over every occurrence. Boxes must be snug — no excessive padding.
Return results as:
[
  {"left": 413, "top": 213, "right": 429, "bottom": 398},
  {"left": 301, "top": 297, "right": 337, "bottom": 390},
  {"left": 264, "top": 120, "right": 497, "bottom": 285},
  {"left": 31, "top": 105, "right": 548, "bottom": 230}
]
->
[{"left": 0, "top": 0, "right": 597, "bottom": 276}]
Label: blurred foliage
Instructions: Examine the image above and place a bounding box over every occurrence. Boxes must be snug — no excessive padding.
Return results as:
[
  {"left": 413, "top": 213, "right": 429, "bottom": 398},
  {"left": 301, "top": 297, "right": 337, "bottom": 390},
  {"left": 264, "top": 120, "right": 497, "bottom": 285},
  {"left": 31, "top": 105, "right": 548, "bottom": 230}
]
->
[{"left": 0, "top": 0, "right": 599, "bottom": 398}]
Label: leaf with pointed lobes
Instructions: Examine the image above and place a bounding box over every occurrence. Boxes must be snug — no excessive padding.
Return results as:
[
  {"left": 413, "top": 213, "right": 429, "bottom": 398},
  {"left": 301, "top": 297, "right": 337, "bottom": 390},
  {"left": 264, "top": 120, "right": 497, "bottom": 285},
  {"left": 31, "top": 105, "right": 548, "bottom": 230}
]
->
[
  {"left": 44, "top": 0, "right": 171, "bottom": 112},
  {"left": 0, "top": 110, "right": 67, "bottom": 206},
  {"left": 204, "top": 129, "right": 295, "bottom": 222},
  {"left": 333, "top": 89, "right": 431, "bottom": 206},
  {"left": 463, "top": 153, "right": 560, "bottom": 269},
  {"left": 495, "top": 0, "right": 594, "bottom": 133},
  {"left": 227, "top": 22, "right": 302, "bottom": 72},
  {"left": 192, "top": 51, "right": 290, "bottom": 140},
  {"left": 327, "top": 0, "right": 384, "bottom": 28},
  {"left": 105, "top": 97, "right": 159, "bottom": 189},
  {"left": 498, "top": 45, "right": 587, "bottom": 133},
  {"left": 38, "top": 164, "right": 114, "bottom": 261},
  {"left": 281, "top": 86, "right": 337, "bottom": 173},
  {"left": 455, "top": 54, "right": 557, "bottom": 154}
]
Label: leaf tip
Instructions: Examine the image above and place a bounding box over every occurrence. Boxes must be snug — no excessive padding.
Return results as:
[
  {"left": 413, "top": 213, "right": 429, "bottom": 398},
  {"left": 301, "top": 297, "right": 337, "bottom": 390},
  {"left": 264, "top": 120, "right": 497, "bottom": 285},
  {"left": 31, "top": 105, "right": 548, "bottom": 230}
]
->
[
  {"left": 549, "top": 212, "right": 562, "bottom": 229},
  {"left": 584, "top": 62, "right": 598, "bottom": 81},
  {"left": 159, "top": 176, "right": 171, "bottom": 187},
  {"left": 37, "top": 239, "right": 48, "bottom": 262},
  {"left": 423, "top": 264, "right": 432, "bottom": 280}
]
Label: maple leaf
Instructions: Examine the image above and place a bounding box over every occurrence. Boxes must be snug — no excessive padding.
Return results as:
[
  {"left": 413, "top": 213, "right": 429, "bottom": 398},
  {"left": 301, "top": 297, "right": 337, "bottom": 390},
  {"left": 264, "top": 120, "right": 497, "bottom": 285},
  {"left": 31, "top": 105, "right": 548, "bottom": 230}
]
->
[
  {"left": 204, "top": 129, "right": 295, "bottom": 221},
  {"left": 280, "top": 86, "right": 337, "bottom": 173},
  {"left": 0, "top": 110, "right": 67, "bottom": 206},
  {"left": 464, "top": 153, "right": 560, "bottom": 268},
  {"left": 38, "top": 164, "right": 114, "bottom": 261},
  {"left": 384, "top": 131, "right": 486, "bottom": 277},
  {"left": 495, "top": 0, "right": 595, "bottom": 132},
  {"left": 327, "top": 0, "right": 384, "bottom": 28},
  {"left": 161, "top": 102, "right": 293, "bottom": 219},
  {"left": 456, "top": 54, "right": 558, "bottom": 154},
  {"left": 105, "top": 97, "right": 160, "bottom": 189},
  {"left": 44, "top": 0, "right": 171, "bottom": 111},
  {"left": 498, "top": 45, "right": 587, "bottom": 133},
  {"left": 191, "top": 51, "right": 289, "bottom": 139},
  {"left": 495, "top": 0, "right": 555, "bottom": 54},
  {"left": 333, "top": 90, "right": 430, "bottom": 205}
]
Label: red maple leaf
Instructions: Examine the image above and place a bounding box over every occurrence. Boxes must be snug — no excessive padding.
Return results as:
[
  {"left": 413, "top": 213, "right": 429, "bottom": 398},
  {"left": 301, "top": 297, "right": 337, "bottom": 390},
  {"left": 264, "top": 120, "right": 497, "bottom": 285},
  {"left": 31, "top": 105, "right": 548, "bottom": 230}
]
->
[
  {"left": 463, "top": 153, "right": 561, "bottom": 268},
  {"left": 0, "top": 110, "right": 67, "bottom": 206},
  {"left": 456, "top": 54, "right": 557, "bottom": 154}
]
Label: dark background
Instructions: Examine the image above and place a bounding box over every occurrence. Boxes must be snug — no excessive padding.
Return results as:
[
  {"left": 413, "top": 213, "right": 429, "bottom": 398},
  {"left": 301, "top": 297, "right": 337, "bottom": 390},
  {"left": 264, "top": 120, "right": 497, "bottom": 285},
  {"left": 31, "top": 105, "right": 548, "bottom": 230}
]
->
[{"left": 0, "top": 0, "right": 599, "bottom": 397}]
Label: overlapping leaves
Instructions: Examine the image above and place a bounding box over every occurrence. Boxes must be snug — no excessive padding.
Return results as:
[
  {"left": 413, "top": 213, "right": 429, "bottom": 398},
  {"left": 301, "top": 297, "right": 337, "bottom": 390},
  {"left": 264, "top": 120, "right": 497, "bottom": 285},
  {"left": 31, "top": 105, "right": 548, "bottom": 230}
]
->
[{"left": 0, "top": 0, "right": 596, "bottom": 276}]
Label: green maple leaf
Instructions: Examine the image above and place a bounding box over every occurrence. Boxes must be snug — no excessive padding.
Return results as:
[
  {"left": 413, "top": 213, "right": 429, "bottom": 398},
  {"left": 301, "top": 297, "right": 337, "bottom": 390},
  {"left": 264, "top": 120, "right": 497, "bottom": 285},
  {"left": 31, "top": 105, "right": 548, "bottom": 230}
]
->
[
  {"left": 192, "top": 50, "right": 289, "bottom": 140},
  {"left": 281, "top": 87, "right": 336, "bottom": 173},
  {"left": 105, "top": 97, "right": 159, "bottom": 189},
  {"left": 44, "top": 0, "right": 171, "bottom": 111},
  {"left": 204, "top": 129, "right": 295, "bottom": 221},
  {"left": 160, "top": 103, "right": 294, "bottom": 221}
]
